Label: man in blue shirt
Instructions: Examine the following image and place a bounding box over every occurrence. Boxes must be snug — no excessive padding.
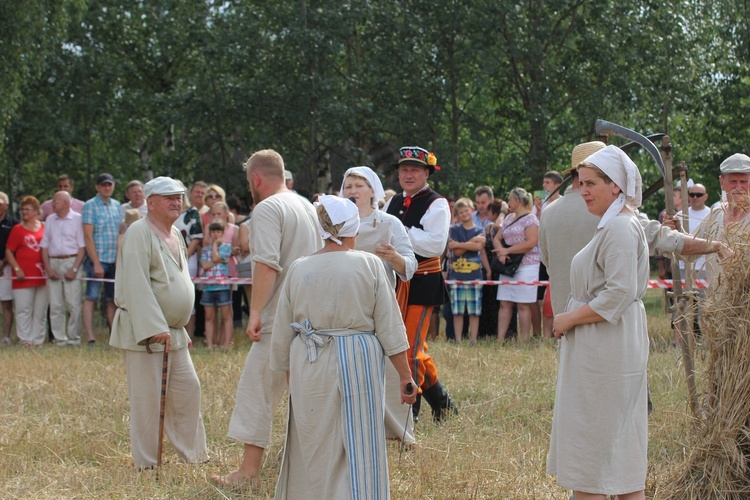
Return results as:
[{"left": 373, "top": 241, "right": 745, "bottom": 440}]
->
[
  {"left": 471, "top": 185, "right": 494, "bottom": 229},
  {"left": 82, "top": 173, "right": 121, "bottom": 344}
]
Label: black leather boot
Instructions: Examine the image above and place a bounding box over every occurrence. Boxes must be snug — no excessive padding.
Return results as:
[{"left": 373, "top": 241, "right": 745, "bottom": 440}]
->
[
  {"left": 421, "top": 380, "right": 458, "bottom": 423},
  {"left": 412, "top": 393, "right": 422, "bottom": 423}
]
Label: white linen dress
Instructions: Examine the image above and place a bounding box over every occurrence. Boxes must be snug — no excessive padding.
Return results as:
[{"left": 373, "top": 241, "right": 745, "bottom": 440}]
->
[
  {"left": 547, "top": 214, "right": 649, "bottom": 495},
  {"left": 270, "top": 251, "right": 409, "bottom": 500},
  {"left": 355, "top": 209, "right": 417, "bottom": 444}
]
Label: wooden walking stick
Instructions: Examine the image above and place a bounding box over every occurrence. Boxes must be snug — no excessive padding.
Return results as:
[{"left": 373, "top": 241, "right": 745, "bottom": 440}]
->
[{"left": 157, "top": 348, "right": 169, "bottom": 468}]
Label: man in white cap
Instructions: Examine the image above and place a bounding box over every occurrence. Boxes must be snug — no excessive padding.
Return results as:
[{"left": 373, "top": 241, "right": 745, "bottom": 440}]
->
[
  {"left": 110, "top": 176, "right": 209, "bottom": 469},
  {"left": 212, "top": 149, "right": 321, "bottom": 487},
  {"left": 693, "top": 153, "right": 750, "bottom": 292}
]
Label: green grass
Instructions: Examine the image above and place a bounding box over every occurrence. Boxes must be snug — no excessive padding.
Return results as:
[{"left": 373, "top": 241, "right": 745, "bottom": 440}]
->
[{"left": 0, "top": 293, "right": 700, "bottom": 499}]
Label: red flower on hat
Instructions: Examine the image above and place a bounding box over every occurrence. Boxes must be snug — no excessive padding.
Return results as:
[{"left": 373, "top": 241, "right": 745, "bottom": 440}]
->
[
  {"left": 404, "top": 150, "right": 413, "bottom": 158},
  {"left": 417, "top": 150, "right": 425, "bottom": 160}
]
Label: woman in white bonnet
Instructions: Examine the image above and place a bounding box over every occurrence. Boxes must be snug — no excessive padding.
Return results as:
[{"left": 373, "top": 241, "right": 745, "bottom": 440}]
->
[
  {"left": 339, "top": 166, "right": 419, "bottom": 445},
  {"left": 547, "top": 145, "right": 649, "bottom": 500},
  {"left": 270, "top": 195, "right": 416, "bottom": 500}
]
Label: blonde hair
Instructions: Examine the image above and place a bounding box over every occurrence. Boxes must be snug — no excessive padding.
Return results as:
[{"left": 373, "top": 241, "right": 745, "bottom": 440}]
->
[
  {"left": 204, "top": 184, "right": 226, "bottom": 204},
  {"left": 453, "top": 197, "right": 474, "bottom": 214},
  {"left": 243, "top": 149, "right": 285, "bottom": 181},
  {"left": 210, "top": 201, "right": 228, "bottom": 215},
  {"left": 509, "top": 187, "right": 533, "bottom": 209}
]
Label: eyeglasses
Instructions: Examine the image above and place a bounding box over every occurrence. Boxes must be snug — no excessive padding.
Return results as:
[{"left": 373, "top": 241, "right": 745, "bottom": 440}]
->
[
  {"left": 206, "top": 193, "right": 221, "bottom": 199},
  {"left": 689, "top": 193, "right": 706, "bottom": 198}
]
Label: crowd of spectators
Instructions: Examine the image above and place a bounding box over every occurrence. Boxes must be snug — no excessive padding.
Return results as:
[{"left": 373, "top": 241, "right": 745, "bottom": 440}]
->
[
  {"left": 0, "top": 158, "right": 732, "bottom": 350},
  {"left": 0, "top": 173, "right": 253, "bottom": 348}
]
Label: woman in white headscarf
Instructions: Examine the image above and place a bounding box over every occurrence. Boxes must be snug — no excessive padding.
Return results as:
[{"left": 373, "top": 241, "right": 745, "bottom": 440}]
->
[
  {"left": 270, "top": 195, "right": 417, "bottom": 500},
  {"left": 340, "top": 166, "right": 419, "bottom": 444},
  {"left": 547, "top": 145, "right": 649, "bottom": 500},
  {"left": 339, "top": 166, "right": 417, "bottom": 289}
]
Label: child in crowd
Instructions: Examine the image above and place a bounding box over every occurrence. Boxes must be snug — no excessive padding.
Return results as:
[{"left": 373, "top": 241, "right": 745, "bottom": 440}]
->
[
  {"left": 200, "top": 221, "right": 233, "bottom": 348},
  {"left": 447, "top": 198, "right": 486, "bottom": 343},
  {"left": 116, "top": 209, "right": 141, "bottom": 261}
]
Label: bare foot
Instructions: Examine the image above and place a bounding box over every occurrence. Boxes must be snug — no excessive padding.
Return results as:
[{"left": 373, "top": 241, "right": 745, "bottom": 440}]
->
[{"left": 210, "top": 471, "right": 260, "bottom": 488}]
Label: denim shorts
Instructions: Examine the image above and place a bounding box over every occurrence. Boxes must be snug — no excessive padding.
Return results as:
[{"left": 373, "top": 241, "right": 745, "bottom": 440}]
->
[
  {"left": 85, "top": 260, "right": 116, "bottom": 302},
  {"left": 200, "top": 288, "right": 232, "bottom": 307}
]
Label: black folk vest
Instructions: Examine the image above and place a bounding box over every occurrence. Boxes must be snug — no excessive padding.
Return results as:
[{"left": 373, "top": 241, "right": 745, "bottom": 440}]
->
[{"left": 387, "top": 189, "right": 450, "bottom": 306}]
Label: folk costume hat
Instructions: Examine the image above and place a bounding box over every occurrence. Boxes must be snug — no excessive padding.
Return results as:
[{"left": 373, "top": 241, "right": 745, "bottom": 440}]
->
[
  {"left": 583, "top": 145, "right": 643, "bottom": 229},
  {"left": 720, "top": 153, "right": 750, "bottom": 174},
  {"left": 393, "top": 146, "right": 440, "bottom": 174},
  {"left": 314, "top": 194, "right": 360, "bottom": 245},
  {"left": 339, "top": 166, "right": 386, "bottom": 208}
]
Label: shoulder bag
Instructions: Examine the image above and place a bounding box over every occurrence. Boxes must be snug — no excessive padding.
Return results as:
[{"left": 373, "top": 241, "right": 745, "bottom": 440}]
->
[{"left": 490, "top": 213, "right": 530, "bottom": 277}]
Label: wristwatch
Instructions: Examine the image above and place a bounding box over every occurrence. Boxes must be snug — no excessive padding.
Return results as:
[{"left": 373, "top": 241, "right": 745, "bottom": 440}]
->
[
  {"left": 72, "top": 267, "right": 79, "bottom": 273},
  {"left": 13, "top": 266, "right": 20, "bottom": 272}
]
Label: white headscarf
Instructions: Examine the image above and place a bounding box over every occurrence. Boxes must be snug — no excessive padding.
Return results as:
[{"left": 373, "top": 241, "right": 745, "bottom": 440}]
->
[
  {"left": 314, "top": 195, "right": 360, "bottom": 245},
  {"left": 584, "top": 145, "right": 643, "bottom": 228},
  {"left": 339, "top": 166, "right": 386, "bottom": 208}
]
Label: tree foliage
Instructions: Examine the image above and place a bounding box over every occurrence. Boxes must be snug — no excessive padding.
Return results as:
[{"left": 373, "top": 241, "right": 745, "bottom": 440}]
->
[{"left": 1, "top": 0, "right": 746, "bottom": 213}]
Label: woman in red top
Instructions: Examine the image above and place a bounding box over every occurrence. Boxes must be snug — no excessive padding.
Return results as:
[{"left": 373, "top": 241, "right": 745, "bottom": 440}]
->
[{"left": 5, "top": 196, "right": 48, "bottom": 347}]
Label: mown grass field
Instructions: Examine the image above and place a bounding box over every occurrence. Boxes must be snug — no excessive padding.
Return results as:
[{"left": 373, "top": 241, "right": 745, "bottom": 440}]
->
[{"left": 0, "top": 289, "right": 701, "bottom": 499}]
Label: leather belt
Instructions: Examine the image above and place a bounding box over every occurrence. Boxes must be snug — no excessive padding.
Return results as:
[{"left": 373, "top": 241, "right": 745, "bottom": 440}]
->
[{"left": 50, "top": 254, "right": 78, "bottom": 259}]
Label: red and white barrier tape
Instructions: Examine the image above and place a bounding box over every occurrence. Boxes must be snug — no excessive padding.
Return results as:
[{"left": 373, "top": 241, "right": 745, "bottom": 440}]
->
[
  {"left": 2, "top": 275, "right": 710, "bottom": 289},
  {"left": 445, "top": 279, "right": 709, "bottom": 289}
]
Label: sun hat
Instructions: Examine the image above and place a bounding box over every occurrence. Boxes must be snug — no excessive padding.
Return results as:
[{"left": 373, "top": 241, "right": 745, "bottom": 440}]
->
[
  {"left": 124, "top": 209, "right": 141, "bottom": 227},
  {"left": 563, "top": 141, "right": 607, "bottom": 175}
]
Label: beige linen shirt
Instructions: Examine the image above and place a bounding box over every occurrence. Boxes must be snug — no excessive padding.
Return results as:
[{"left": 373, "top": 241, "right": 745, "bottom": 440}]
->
[
  {"left": 249, "top": 191, "right": 322, "bottom": 336},
  {"left": 693, "top": 205, "right": 750, "bottom": 292},
  {"left": 110, "top": 219, "right": 193, "bottom": 351}
]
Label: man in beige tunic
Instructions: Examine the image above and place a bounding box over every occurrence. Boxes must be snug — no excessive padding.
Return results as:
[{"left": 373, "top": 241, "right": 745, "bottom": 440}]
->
[
  {"left": 110, "top": 176, "right": 208, "bottom": 469},
  {"left": 212, "top": 149, "right": 322, "bottom": 487}
]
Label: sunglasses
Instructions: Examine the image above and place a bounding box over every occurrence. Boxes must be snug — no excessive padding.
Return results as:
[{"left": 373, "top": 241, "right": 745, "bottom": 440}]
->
[
  {"left": 206, "top": 193, "right": 221, "bottom": 199},
  {"left": 688, "top": 193, "right": 706, "bottom": 198}
]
